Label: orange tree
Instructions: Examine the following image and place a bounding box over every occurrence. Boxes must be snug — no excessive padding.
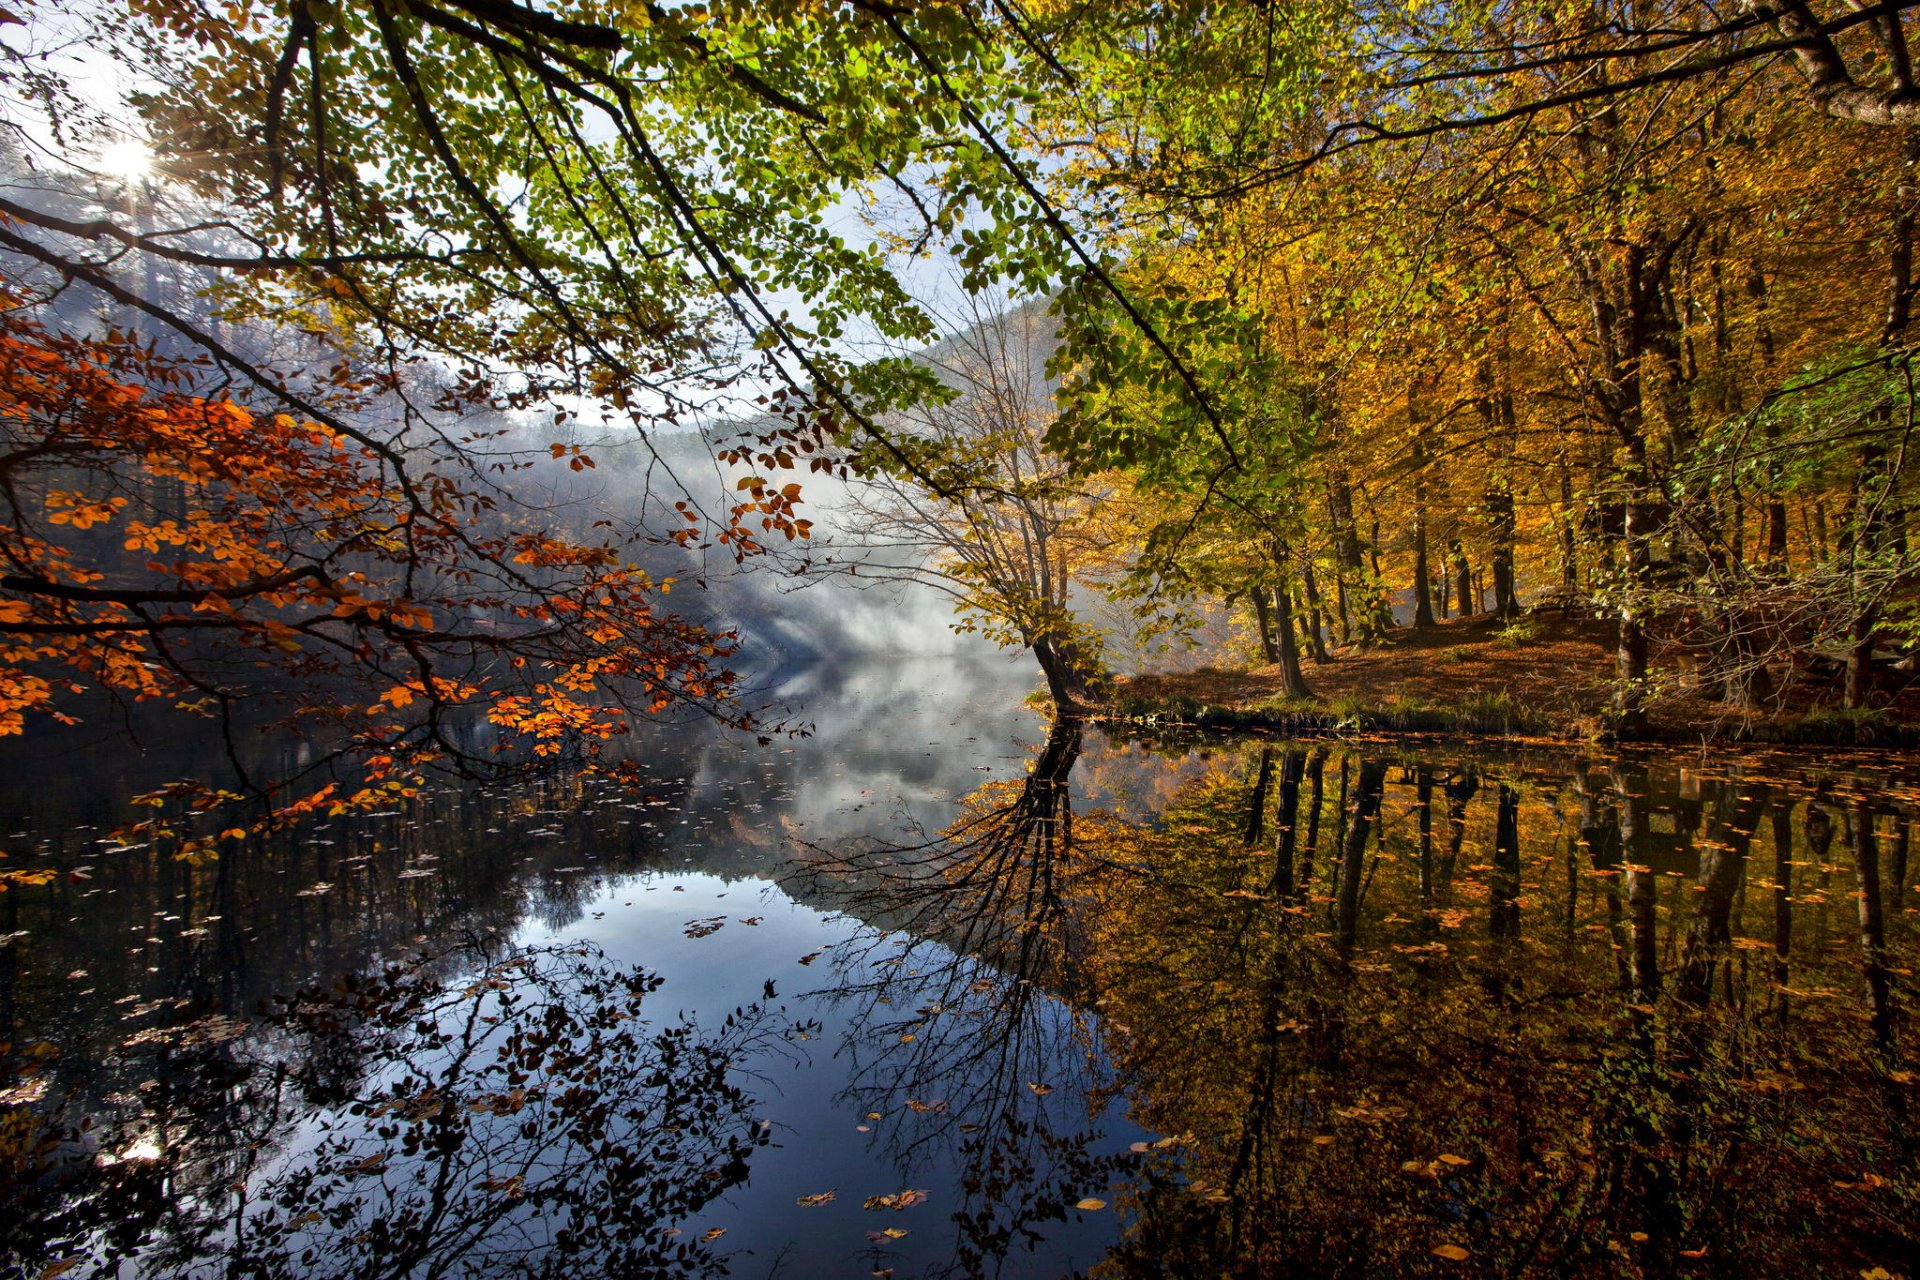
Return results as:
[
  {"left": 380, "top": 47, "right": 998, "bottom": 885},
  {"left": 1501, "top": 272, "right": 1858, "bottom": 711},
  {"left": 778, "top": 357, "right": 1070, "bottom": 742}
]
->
[{"left": 0, "top": 298, "right": 740, "bottom": 869}]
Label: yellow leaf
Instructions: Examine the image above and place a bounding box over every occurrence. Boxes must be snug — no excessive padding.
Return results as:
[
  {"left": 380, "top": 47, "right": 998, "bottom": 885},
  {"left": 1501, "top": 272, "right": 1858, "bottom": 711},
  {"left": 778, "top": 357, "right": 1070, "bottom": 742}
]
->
[{"left": 1432, "top": 1244, "right": 1470, "bottom": 1261}]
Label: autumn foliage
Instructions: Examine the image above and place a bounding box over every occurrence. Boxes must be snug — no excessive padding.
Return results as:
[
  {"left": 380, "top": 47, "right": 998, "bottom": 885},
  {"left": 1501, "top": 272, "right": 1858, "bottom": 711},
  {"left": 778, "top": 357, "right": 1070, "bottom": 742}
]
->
[{"left": 0, "top": 294, "right": 739, "bottom": 866}]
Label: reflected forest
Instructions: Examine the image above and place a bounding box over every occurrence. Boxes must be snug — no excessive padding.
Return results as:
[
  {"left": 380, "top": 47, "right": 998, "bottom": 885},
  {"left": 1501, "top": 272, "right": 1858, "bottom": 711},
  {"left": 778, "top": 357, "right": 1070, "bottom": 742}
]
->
[{"left": 5, "top": 3, "right": 1920, "bottom": 1278}]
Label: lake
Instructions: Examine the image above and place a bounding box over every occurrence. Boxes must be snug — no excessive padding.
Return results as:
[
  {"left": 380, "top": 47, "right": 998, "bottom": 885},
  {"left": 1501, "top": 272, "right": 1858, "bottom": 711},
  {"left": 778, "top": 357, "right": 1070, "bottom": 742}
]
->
[{"left": 1, "top": 656, "right": 1916, "bottom": 1277}]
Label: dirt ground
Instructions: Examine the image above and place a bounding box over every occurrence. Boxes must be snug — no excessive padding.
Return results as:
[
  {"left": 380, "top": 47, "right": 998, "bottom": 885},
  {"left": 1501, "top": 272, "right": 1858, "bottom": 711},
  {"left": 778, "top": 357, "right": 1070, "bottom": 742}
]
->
[{"left": 1110, "top": 611, "right": 1920, "bottom": 738}]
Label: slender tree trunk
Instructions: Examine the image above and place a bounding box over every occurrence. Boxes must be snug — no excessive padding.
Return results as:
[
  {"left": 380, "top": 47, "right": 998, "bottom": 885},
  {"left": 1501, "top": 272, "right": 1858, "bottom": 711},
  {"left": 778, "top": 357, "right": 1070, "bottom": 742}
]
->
[
  {"left": 1251, "top": 591, "right": 1281, "bottom": 665},
  {"left": 1411, "top": 442, "right": 1436, "bottom": 629},
  {"left": 1301, "top": 561, "right": 1334, "bottom": 662},
  {"left": 1561, "top": 464, "right": 1581, "bottom": 595},
  {"left": 1487, "top": 484, "right": 1519, "bottom": 618},
  {"left": 1451, "top": 540, "right": 1472, "bottom": 619}
]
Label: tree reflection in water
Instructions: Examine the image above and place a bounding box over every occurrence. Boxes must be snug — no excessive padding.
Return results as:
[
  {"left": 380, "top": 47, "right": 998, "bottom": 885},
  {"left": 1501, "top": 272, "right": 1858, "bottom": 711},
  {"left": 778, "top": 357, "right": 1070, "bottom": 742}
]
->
[
  {"left": 808, "top": 725, "right": 1919, "bottom": 1277},
  {"left": 794, "top": 719, "right": 1133, "bottom": 1277},
  {"left": 5, "top": 941, "right": 795, "bottom": 1278}
]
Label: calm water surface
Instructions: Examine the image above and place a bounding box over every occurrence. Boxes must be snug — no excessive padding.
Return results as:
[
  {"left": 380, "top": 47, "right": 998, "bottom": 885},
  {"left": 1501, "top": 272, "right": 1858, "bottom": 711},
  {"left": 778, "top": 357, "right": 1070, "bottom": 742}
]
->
[{"left": 1, "top": 657, "right": 1917, "bottom": 1277}]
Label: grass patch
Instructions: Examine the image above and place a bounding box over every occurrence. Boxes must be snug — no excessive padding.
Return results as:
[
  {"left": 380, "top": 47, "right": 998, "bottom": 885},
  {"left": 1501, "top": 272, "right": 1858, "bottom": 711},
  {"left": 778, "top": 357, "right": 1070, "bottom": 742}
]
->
[
  {"left": 1438, "top": 645, "right": 1477, "bottom": 663},
  {"left": 1734, "top": 705, "right": 1920, "bottom": 747},
  {"left": 1104, "top": 689, "right": 1553, "bottom": 737},
  {"left": 1494, "top": 618, "right": 1544, "bottom": 648}
]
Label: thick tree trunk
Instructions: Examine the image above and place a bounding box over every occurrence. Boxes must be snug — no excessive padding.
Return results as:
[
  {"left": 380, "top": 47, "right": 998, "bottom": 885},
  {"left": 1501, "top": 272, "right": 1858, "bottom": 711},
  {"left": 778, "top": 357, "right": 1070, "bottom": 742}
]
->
[
  {"left": 1272, "top": 583, "right": 1312, "bottom": 700},
  {"left": 1033, "top": 635, "right": 1098, "bottom": 710}
]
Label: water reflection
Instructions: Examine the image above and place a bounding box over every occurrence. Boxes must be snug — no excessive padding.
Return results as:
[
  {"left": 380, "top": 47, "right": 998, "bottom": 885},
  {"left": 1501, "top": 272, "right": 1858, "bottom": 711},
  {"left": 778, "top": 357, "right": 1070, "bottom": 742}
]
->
[
  {"left": 811, "top": 733, "right": 1920, "bottom": 1276},
  {"left": 9, "top": 941, "right": 787, "bottom": 1279},
  {"left": 4, "top": 670, "right": 1919, "bottom": 1276}
]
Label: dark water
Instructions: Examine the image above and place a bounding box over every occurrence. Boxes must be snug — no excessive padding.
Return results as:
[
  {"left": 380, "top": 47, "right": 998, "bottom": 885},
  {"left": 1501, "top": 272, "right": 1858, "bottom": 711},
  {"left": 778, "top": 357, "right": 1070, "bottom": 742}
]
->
[{"left": 2, "top": 659, "right": 1918, "bottom": 1277}]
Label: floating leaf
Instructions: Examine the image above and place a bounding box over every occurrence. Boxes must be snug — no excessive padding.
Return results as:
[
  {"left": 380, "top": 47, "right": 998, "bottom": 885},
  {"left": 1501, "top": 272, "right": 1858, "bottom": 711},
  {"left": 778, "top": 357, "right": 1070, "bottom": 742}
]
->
[
  {"left": 1074, "top": 1198, "right": 1107, "bottom": 1211},
  {"left": 796, "top": 1190, "right": 836, "bottom": 1207},
  {"left": 1432, "top": 1244, "right": 1470, "bottom": 1261},
  {"left": 864, "top": 1189, "right": 930, "bottom": 1211}
]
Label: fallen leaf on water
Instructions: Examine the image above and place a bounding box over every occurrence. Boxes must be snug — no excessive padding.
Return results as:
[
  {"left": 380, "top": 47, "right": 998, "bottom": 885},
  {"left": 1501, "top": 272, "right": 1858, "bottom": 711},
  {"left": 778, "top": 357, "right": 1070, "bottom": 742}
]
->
[
  {"left": 1027, "top": 1082, "right": 1053, "bottom": 1096},
  {"left": 1311, "top": 1135, "right": 1335, "bottom": 1146},
  {"left": 863, "top": 1189, "right": 930, "bottom": 1211},
  {"left": 1129, "top": 1142, "right": 1151, "bottom": 1153},
  {"left": 796, "top": 1190, "right": 835, "bottom": 1207},
  {"left": 1437, "top": 1153, "right": 1470, "bottom": 1167},
  {"left": 1432, "top": 1245, "right": 1470, "bottom": 1262},
  {"left": 701, "top": 1228, "right": 726, "bottom": 1242},
  {"left": 1074, "top": 1198, "right": 1107, "bottom": 1211}
]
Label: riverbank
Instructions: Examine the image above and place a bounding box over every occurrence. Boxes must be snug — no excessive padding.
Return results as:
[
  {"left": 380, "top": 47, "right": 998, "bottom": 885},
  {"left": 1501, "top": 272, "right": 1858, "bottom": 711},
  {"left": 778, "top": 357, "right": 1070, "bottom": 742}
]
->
[{"left": 1096, "top": 613, "right": 1920, "bottom": 746}]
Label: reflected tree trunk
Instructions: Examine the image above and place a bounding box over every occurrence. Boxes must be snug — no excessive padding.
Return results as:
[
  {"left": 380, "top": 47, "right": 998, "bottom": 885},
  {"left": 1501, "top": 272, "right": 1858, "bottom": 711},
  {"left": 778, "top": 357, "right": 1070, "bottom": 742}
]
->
[
  {"left": 1335, "top": 760, "right": 1388, "bottom": 952},
  {"left": 1270, "top": 750, "right": 1306, "bottom": 901},
  {"left": 1439, "top": 769, "right": 1479, "bottom": 898},
  {"left": 1299, "top": 749, "right": 1327, "bottom": 894},
  {"left": 1489, "top": 783, "right": 1522, "bottom": 942},
  {"left": 1676, "top": 781, "right": 1768, "bottom": 1010},
  {"left": 1612, "top": 766, "right": 1662, "bottom": 1003},
  {"left": 1416, "top": 767, "right": 1434, "bottom": 902},
  {"left": 1770, "top": 800, "right": 1795, "bottom": 1025},
  {"left": 1242, "top": 749, "right": 1275, "bottom": 846}
]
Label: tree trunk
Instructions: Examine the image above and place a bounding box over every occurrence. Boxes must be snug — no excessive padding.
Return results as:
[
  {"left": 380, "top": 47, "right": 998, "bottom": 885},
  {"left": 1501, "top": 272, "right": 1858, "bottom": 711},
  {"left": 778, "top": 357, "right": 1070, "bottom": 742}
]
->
[
  {"left": 1300, "top": 561, "right": 1334, "bottom": 662},
  {"left": 1411, "top": 442, "right": 1436, "bottom": 629},
  {"left": 1451, "top": 541, "right": 1472, "bottom": 618},
  {"left": 1272, "top": 583, "right": 1312, "bottom": 700},
  {"left": 1250, "top": 591, "right": 1281, "bottom": 665},
  {"left": 1487, "top": 484, "right": 1519, "bottom": 618},
  {"left": 1033, "top": 634, "right": 1098, "bottom": 710}
]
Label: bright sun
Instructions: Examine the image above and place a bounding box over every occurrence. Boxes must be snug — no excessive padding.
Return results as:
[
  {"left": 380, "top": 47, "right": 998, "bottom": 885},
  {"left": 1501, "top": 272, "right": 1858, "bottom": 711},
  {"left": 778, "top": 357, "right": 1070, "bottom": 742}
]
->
[{"left": 96, "top": 139, "right": 152, "bottom": 180}]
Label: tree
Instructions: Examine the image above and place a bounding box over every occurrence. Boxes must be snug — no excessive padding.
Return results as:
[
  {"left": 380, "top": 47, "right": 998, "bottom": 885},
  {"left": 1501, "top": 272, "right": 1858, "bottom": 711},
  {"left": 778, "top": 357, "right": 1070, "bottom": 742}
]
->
[
  {"left": 0, "top": 298, "right": 740, "bottom": 862},
  {"left": 840, "top": 296, "right": 1124, "bottom": 707}
]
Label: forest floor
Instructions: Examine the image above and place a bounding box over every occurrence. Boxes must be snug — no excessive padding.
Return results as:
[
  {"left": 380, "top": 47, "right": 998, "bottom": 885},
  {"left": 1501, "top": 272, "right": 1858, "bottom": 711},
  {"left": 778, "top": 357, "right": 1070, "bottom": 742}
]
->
[{"left": 1101, "top": 611, "right": 1920, "bottom": 744}]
